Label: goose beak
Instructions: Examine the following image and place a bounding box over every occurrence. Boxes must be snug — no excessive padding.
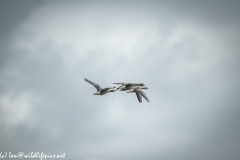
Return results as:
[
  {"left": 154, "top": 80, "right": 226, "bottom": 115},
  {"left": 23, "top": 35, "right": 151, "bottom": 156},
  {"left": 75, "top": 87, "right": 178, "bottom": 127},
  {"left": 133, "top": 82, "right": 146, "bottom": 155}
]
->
[{"left": 93, "top": 93, "right": 98, "bottom": 95}]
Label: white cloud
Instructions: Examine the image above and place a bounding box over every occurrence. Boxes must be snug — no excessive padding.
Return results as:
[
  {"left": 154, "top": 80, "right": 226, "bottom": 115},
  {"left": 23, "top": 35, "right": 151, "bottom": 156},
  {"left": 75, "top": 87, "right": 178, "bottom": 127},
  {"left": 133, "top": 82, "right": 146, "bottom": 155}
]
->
[{"left": 0, "top": 92, "right": 42, "bottom": 128}]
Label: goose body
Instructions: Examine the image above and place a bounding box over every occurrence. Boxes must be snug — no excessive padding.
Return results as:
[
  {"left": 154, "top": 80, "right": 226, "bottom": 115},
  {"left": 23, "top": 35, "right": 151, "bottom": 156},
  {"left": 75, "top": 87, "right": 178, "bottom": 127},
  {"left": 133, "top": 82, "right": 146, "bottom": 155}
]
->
[
  {"left": 85, "top": 78, "right": 116, "bottom": 95},
  {"left": 114, "top": 83, "right": 145, "bottom": 91}
]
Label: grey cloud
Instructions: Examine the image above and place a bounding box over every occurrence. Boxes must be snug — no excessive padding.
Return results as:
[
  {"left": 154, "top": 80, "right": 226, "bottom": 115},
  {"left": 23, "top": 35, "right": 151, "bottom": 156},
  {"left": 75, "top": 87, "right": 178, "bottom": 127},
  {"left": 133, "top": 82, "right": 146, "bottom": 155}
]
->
[
  {"left": 0, "top": 0, "right": 45, "bottom": 37},
  {"left": 0, "top": 0, "right": 46, "bottom": 70}
]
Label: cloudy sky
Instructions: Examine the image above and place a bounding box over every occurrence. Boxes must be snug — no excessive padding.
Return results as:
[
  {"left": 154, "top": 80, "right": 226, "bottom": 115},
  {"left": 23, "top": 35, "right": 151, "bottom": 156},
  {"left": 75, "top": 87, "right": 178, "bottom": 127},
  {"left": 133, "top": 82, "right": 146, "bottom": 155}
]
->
[{"left": 0, "top": 0, "right": 240, "bottom": 160}]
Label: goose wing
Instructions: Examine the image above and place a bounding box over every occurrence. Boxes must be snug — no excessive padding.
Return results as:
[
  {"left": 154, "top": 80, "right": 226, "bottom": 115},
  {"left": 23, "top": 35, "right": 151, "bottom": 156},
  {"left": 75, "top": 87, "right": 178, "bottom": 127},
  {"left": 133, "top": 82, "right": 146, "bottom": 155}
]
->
[
  {"left": 113, "top": 83, "right": 126, "bottom": 85},
  {"left": 136, "top": 89, "right": 150, "bottom": 102},
  {"left": 135, "top": 92, "right": 142, "bottom": 103},
  {"left": 115, "top": 83, "right": 125, "bottom": 90},
  {"left": 84, "top": 78, "right": 102, "bottom": 91}
]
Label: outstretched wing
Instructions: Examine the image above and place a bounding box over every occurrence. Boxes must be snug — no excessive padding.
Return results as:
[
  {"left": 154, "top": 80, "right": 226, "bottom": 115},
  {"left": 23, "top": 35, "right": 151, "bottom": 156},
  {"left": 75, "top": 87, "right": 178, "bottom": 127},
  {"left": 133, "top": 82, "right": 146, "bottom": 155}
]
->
[
  {"left": 113, "top": 83, "right": 125, "bottom": 85},
  {"left": 115, "top": 83, "right": 125, "bottom": 90},
  {"left": 84, "top": 78, "right": 102, "bottom": 91},
  {"left": 136, "top": 90, "right": 150, "bottom": 102},
  {"left": 135, "top": 92, "right": 142, "bottom": 103}
]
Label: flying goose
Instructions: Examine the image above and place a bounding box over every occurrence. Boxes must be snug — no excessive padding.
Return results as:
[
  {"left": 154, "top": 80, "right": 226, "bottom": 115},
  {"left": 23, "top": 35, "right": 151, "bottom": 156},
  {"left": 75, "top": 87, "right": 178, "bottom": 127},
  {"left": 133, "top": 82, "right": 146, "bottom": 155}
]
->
[
  {"left": 126, "top": 87, "right": 150, "bottom": 103},
  {"left": 126, "top": 87, "right": 148, "bottom": 93},
  {"left": 113, "top": 83, "right": 145, "bottom": 91},
  {"left": 84, "top": 78, "right": 116, "bottom": 95}
]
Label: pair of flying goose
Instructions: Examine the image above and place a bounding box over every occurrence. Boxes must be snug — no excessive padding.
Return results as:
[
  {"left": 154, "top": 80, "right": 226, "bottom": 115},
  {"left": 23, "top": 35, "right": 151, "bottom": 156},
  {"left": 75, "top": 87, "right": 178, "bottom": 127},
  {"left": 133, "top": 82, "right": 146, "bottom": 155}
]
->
[{"left": 84, "top": 78, "right": 150, "bottom": 103}]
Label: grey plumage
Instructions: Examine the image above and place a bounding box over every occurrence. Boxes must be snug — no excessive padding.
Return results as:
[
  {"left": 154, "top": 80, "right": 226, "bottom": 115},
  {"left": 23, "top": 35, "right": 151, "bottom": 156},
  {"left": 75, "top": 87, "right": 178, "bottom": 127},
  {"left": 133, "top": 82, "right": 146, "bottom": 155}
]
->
[
  {"left": 114, "top": 83, "right": 145, "bottom": 91},
  {"left": 84, "top": 78, "right": 102, "bottom": 91},
  {"left": 135, "top": 89, "right": 150, "bottom": 103},
  {"left": 84, "top": 78, "right": 116, "bottom": 95},
  {"left": 135, "top": 91, "right": 142, "bottom": 103},
  {"left": 127, "top": 87, "right": 150, "bottom": 103},
  {"left": 85, "top": 79, "right": 149, "bottom": 102}
]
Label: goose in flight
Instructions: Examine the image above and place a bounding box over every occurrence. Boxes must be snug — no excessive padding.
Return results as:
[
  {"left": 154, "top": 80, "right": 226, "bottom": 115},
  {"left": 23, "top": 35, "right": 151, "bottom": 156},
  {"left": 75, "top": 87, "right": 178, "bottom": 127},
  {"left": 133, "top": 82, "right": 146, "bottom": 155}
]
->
[
  {"left": 126, "top": 87, "right": 150, "bottom": 103},
  {"left": 113, "top": 83, "right": 145, "bottom": 91},
  {"left": 84, "top": 78, "right": 116, "bottom": 95}
]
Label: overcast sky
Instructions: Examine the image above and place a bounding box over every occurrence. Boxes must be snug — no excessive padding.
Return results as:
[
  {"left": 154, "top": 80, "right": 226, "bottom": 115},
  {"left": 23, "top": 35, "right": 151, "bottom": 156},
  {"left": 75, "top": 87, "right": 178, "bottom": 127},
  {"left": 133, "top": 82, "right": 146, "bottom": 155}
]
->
[{"left": 0, "top": 0, "right": 240, "bottom": 160}]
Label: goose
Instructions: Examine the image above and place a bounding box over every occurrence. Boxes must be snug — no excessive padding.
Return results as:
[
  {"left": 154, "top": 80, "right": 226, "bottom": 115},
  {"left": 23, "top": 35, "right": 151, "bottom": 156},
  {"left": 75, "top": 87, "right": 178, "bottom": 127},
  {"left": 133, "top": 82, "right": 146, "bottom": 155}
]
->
[
  {"left": 126, "top": 87, "right": 148, "bottom": 93},
  {"left": 126, "top": 87, "right": 150, "bottom": 103},
  {"left": 84, "top": 78, "right": 116, "bottom": 95},
  {"left": 113, "top": 83, "right": 145, "bottom": 91}
]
